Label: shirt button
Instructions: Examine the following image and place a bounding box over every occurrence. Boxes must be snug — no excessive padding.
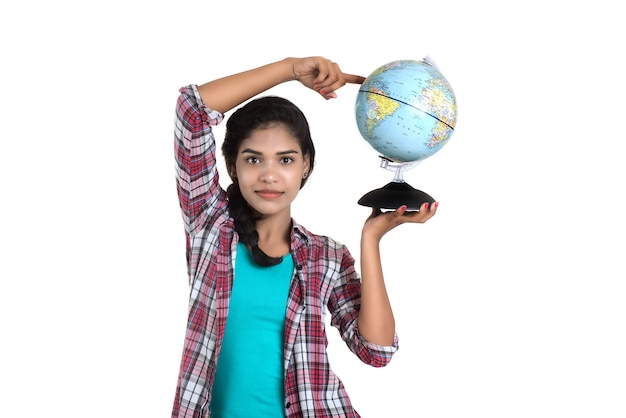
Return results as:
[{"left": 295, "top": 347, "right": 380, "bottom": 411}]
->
[
  {"left": 295, "top": 264, "right": 302, "bottom": 270},
  {"left": 285, "top": 401, "right": 291, "bottom": 409}
]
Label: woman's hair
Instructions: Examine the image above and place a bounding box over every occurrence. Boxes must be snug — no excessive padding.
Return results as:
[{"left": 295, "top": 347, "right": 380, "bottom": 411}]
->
[{"left": 222, "top": 96, "right": 316, "bottom": 266}]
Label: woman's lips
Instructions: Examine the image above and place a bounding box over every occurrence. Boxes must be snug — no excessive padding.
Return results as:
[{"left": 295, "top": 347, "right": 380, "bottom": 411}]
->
[{"left": 256, "top": 190, "right": 283, "bottom": 199}]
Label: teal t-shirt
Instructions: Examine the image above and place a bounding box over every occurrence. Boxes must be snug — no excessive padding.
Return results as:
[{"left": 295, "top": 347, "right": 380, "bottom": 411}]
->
[{"left": 210, "top": 242, "right": 294, "bottom": 417}]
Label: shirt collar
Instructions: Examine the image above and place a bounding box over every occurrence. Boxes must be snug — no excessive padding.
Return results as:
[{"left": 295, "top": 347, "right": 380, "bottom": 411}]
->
[{"left": 290, "top": 218, "right": 310, "bottom": 248}]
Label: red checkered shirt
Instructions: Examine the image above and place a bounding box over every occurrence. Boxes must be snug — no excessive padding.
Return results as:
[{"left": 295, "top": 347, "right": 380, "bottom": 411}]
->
[{"left": 171, "top": 85, "right": 398, "bottom": 418}]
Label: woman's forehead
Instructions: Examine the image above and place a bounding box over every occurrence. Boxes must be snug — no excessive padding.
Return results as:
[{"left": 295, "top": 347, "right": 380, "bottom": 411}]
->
[{"left": 239, "top": 125, "right": 301, "bottom": 153}]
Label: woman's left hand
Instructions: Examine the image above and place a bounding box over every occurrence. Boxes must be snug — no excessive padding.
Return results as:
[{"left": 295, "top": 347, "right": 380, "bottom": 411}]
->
[{"left": 362, "top": 202, "right": 438, "bottom": 242}]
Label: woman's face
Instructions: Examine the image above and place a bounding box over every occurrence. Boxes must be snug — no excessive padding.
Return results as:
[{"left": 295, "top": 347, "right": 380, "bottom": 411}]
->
[{"left": 234, "top": 124, "right": 310, "bottom": 221}]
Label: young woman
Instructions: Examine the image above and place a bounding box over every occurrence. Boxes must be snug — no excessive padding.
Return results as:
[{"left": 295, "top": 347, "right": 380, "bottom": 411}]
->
[{"left": 172, "top": 56, "right": 437, "bottom": 418}]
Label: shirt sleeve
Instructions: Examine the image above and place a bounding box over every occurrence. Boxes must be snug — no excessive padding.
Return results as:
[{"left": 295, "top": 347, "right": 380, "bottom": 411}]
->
[
  {"left": 174, "top": 84, "right": 226, "bottom": 239},
  {"left": 328, "top": 245, "right": 399, "bottom": 368}
]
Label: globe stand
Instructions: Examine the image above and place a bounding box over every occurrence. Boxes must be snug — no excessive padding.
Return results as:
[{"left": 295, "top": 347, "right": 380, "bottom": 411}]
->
[{"left": 358, "top": 157, "right": 435, "bottom": 211}]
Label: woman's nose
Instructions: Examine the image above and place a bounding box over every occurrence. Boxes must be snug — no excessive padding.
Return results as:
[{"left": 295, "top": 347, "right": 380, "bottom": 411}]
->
[{"left": 259, "top": 163, "right": 277, "bottom": 182}]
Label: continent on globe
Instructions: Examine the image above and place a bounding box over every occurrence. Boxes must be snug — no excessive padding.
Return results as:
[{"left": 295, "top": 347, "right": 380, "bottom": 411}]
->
[
  {"left": 364, "top": 95, "right": 400, "bottom": 134},
  {"left": 355, "top": 58, "right": 457, "bottom": 163}
]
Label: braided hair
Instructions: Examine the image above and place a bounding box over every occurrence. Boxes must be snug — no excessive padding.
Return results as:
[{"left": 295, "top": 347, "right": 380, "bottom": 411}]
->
[{"left": 222, "top": 96, "right": 315, "bottom": 266}]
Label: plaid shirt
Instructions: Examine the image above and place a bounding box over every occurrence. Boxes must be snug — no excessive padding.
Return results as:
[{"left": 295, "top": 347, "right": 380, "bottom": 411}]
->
[{"left": 172, "top": 85, "right": 398, "bottom": 418}]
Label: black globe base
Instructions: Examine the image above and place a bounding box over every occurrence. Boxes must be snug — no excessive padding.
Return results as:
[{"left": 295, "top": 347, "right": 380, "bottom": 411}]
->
[{"left": 358, "top": 181, "right": 435, "bottom": 211}]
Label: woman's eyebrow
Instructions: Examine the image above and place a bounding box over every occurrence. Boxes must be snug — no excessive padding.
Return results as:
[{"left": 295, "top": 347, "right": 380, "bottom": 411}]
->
[
  {"left": 240, "top": 148, "right": 299, "bottom": 155},
  {"left": 240, "top": 148, "right": 261, "bottom": 155}
]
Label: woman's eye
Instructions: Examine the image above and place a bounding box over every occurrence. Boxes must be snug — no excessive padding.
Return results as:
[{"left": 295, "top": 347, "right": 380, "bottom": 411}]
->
[
  {"left": 246, "top": 157, "right": 260, "bottom": 164},
  {"left": 280, "top": 157, "right": 293, "bottom": 164}
]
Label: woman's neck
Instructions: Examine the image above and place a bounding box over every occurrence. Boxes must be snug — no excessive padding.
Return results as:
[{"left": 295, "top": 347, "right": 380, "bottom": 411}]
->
[{"left": 255, "top": 215, "right": 292, "bottom": 257}]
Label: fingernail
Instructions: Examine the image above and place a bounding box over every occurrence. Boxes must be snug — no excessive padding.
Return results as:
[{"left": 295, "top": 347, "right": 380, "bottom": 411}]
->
[
  {"left": 434, "top": 202, "right": 439, "bottom": 209},
  {"left": 320, "top": 89, "right": 326, "bottom": 95}
]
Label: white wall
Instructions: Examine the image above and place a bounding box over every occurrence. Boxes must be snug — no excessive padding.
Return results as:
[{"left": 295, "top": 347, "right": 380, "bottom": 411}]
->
[{"left": 1, "top": 1, "right": 624, "bottom": 417}]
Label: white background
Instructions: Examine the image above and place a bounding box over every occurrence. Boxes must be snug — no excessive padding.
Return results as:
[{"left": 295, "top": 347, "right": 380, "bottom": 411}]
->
[{"left": 1, "top": 1, "right": 625, "bottom": 417}]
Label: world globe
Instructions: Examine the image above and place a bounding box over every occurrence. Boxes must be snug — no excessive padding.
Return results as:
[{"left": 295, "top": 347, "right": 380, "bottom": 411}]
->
[
  {"left": 354, "top": 57, "right": 458, "bottom": 210},
  {"left": 355, "top": 58, "right": 457, "bottom": 163}
]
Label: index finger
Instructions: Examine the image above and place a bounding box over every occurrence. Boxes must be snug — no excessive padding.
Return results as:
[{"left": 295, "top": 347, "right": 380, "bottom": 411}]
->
[{"left": 345, "top": 74, "right": 366, "bottom": 85}]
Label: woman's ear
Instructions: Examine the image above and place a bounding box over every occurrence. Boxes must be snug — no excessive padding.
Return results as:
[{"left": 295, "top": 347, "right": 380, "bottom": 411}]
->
[{"left": 303, "top": 155, "right": 311, "bottom": 179}]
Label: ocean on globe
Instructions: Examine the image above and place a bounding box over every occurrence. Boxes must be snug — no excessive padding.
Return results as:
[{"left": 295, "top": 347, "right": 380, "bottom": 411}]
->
[{"left": 355, "top": 58, "right": 457, "bottom": 163}]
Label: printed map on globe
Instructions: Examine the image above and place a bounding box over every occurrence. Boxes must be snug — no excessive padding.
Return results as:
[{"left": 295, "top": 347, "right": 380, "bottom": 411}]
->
[{"left": 355, "top": 58, "right": 457, "bottom": 163}]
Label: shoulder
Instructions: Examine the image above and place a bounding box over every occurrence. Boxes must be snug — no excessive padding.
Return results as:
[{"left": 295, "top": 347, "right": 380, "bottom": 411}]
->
[{"left": 292, "top": 222, "right": 354, "bottom": 263}]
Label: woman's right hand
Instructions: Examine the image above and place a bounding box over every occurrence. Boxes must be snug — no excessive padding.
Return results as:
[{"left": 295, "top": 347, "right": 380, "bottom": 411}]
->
[{"left": 290, "top": 56, "right": 365, "bottom": 99}]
